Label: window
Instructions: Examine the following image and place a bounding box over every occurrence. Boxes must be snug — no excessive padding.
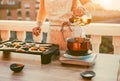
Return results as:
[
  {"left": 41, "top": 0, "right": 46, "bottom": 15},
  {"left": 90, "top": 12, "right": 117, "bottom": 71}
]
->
[
  {"left": 26, "top": 11, "right": 30, "bottom": 17},
  {"left": 0, "top": 0, "right": 2, "bottom": 4},
  {"left": 18, "top": 17, "right": 22, "bottom": 20},
  {"left": 7, "top": 0, "right": 15, "bottom": 5},
  {"left": 7, "top": 9, "right": 11, "bottom": 16},
  {"left": 7, "top": 9, "right": 11, "bottom": 20},
  {"left": 8, "top": 16, "right": 11, "bottom": 20},
  {"left": 35, "top": 4, "right": 39, "bottom": 9},
  {"left": 36, "top": 0, "right": 40, "bottom": 2},
  {"left": 24, "top": 3, "right": 30, "bottom": 9},
  {"left": 25, "top": 17, "right": 30, "bottom": 21},
  {"left": 17, "top": 10, "right": 21, "bottom": 16}
]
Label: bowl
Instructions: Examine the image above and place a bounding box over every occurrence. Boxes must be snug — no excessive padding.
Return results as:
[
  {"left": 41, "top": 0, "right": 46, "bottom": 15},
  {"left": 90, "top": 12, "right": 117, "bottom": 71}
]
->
[
  {"left": 80, "top": 71, "right": 95, "bottom": 80},
  {"left": 10, "top": 63, "right": 24, "bottom": 72}
]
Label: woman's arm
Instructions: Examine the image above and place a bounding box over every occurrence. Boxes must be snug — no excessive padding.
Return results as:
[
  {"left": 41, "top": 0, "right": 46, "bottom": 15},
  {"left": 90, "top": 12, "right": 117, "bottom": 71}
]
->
[
  {"left": 80, "top": 0, "right": 95, "bottom": 12},
  {"left": 36, "top": 0, "right": 47, "bottom": 26},
  {"left": 32, "top": 0, "right": 46, "bottom": 36},
  {"left": 71, "top": 0, "right": 95, "bottom": 12},
  {"left": 80, "top": 0, "right": 91, "bottom": 5}
]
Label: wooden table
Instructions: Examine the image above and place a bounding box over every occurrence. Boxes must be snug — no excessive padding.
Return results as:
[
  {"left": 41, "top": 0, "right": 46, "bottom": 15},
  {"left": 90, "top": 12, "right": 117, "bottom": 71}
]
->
[{"left": 0, "top": 51, "right": 119, "bottom": 81}]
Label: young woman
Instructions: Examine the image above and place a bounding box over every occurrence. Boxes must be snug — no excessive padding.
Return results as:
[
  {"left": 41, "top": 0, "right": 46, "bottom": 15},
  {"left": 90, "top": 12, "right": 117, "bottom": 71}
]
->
[{"left": 32, "top": 0, "right": 95, "bottom": 50}]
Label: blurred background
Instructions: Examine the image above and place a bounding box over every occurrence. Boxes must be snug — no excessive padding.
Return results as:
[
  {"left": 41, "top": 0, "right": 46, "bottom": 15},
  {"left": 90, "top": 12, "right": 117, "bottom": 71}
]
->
[{"left": 0, "top": 0, "right": 120, "bottom": 54}]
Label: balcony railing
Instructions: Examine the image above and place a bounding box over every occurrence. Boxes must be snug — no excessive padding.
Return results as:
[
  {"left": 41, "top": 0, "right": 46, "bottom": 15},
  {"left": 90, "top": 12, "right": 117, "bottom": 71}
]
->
[
  {"left": 0, "top": 2, "right": 20, "bottom": 9},
  {"left": 0, "top": 20, "right": 120, "bottom": 54}
]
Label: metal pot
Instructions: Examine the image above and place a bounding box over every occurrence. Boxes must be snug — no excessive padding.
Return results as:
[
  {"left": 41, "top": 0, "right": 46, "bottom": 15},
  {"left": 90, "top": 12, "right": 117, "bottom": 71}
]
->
[{"left": 67, "top": 37, "right": 91, "bottom": 56}]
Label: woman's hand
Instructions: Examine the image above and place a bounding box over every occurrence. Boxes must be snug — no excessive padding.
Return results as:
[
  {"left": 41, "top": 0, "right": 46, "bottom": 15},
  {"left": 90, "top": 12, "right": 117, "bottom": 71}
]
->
[
  {"left": 73, "top": 7, "right": 85, "bottom": 17},
  {"left": 83, "top": 2, "right": 95, "bottom": 13},
  {"left": 32, "top": 26, "right": 41, "bottom": 36},
  {"left": 32, "top": 22, "right": 42, "bottom": 36}
]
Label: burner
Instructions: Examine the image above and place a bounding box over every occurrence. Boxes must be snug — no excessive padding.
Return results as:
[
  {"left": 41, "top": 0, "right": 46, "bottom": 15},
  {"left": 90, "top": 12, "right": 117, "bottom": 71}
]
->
[
  {"left": 63, "top": 53, "right": 91, "bottom": 59},
  {"left": 66, "top": 50, "right": 90, "bottom": 56}
]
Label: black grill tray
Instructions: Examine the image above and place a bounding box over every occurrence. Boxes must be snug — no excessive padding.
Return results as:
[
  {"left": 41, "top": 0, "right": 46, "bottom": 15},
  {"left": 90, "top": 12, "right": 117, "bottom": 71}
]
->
[{"left": 0, "top": 40, "right": 60, "bottom": 64}]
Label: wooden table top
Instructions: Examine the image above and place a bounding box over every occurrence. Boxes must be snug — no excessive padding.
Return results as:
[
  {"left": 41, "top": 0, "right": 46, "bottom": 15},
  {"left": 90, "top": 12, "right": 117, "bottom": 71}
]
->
[{"left": 0, "top": 52, "right": 119, "bottom": 81}]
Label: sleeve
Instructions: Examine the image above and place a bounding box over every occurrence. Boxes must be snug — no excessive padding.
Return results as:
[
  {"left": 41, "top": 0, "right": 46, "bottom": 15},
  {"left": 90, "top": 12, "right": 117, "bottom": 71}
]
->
[{"left": 36, "top": 0, "right": 47, "bottom": 23}]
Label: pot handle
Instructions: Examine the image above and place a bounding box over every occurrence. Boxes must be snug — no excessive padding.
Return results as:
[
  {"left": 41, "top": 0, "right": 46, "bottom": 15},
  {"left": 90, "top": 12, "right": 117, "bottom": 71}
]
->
[{"left": 60, "top": 22, "right": 72, "bottom": 41}]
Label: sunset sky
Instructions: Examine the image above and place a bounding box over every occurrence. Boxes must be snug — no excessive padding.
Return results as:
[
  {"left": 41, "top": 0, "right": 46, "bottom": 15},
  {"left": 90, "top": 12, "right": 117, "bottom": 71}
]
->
[{"left": 92, "top": 0, "right": 120, "bottom": 10}]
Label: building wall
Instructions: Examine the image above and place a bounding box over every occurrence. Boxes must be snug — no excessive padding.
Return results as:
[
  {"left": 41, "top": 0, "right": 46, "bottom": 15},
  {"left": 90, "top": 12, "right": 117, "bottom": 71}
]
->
[
  {"left": 0, "top": 9, "right": 7, "bottom": 20},
  {"left": 0, "top": 0, "right": 39, "bottom": 21}
]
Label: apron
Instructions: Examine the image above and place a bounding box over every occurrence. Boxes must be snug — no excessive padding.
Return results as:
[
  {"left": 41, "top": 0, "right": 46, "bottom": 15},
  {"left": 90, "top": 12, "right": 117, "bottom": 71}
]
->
[{"left": 44, "top": 0, "right": 85, "bottom": 50}]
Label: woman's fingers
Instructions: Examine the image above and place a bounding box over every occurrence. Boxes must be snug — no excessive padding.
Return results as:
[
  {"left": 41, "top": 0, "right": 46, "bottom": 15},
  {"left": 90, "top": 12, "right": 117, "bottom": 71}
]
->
[
  {"left": 32, "top": 27, "right": 41, "bottom": 36},
  {"left": 83, "top": 2, "right": 95, "bottom": 12},
  {"left": 73, "top": 7, "right": 85, "bottom": 17}
]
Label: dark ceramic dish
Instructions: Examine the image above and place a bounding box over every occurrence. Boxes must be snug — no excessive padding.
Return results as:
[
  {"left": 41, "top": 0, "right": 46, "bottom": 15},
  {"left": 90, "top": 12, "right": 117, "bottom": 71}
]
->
[
  {"left": 10, "top": 63, "right": 24, "bottom": 72},
  {"left": 80, "top": 71, "right": 96, "bottom": 80}
]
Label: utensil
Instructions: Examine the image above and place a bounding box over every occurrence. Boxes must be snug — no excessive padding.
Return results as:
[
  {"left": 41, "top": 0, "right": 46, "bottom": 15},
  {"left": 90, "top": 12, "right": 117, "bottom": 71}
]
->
[
  {"left": 67, "top": 37, "right": 90, "bottom": 55},
  {"left": 69, "top": 7, "right": 92, "bottom": 26}
]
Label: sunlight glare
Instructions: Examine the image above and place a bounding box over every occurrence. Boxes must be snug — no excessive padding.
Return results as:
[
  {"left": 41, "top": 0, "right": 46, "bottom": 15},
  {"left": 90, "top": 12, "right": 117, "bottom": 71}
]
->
[
  {"left": 92, "top": 0, "right": 120, "bottom": 10},
  {"left": 100, "top": 0, "right": 112, "bottom": 9},
  {"left": 102, "top": 0, "right": 109, "bottom": 4}
]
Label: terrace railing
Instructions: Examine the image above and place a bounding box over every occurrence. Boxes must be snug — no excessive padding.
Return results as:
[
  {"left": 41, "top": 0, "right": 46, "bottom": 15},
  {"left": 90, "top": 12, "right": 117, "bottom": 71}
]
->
[{"left": 0, "top": 20, "right": 120, "bottom": 54}]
